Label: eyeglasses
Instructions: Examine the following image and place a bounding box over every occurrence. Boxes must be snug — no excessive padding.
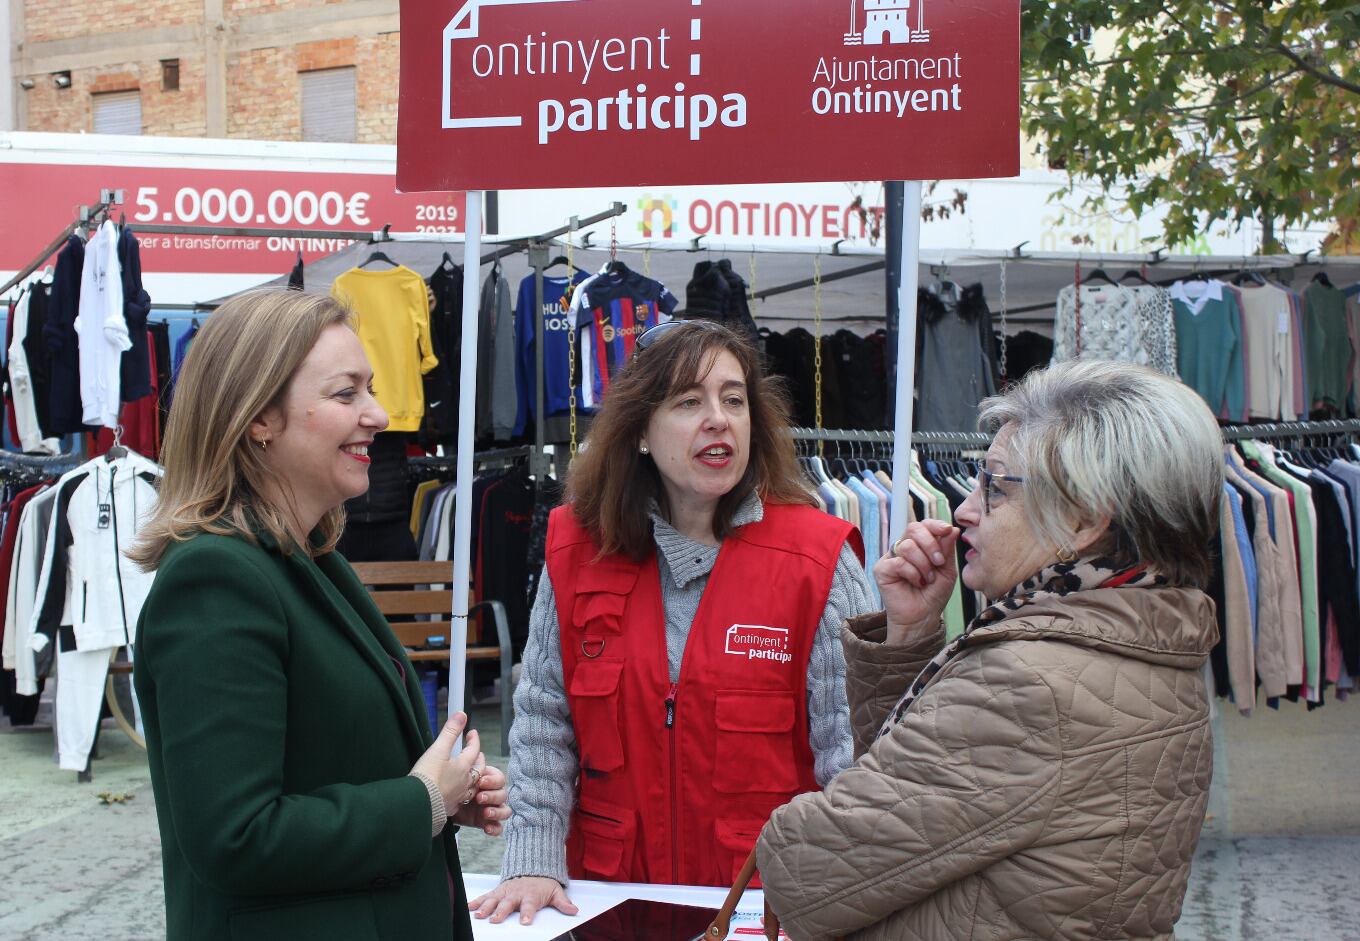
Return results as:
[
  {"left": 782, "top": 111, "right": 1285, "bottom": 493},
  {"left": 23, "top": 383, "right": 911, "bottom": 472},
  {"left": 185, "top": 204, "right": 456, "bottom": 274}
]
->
[
  {"left": 633, "top": 318, "right": 725, "bottom": 357},
  {"left": 978, "top": 468, "right": 1024, "bottom": 515}
]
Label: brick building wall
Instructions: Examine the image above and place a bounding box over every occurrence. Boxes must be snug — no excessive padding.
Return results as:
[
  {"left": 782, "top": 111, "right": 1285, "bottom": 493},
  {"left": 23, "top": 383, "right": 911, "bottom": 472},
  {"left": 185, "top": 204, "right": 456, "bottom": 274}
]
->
[
  {"left": 24, "top": 0, "right": 202, "bottom": 43},
  {"left": 12, "top": 0, "right": 399, "bottom": 143}
]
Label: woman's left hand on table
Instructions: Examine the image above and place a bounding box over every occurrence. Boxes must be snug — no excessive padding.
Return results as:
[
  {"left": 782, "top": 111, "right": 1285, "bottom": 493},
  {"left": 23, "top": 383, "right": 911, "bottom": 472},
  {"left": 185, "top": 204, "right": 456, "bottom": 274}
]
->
[{"left": 451, "top": 761, "right": 510, "bottom": 836}]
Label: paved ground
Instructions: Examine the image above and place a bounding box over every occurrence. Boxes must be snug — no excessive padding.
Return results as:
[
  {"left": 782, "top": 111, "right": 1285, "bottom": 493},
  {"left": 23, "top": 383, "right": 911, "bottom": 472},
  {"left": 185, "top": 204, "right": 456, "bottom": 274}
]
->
[{"left": 1, "top": 692, "right": 1358, "bottom": 940}]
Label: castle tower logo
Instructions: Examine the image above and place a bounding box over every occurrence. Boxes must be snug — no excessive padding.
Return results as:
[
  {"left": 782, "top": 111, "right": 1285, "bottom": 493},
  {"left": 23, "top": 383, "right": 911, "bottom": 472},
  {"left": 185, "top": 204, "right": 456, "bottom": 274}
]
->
[{"left": 844, "top": 0, "right": 929, "bottom": 46}]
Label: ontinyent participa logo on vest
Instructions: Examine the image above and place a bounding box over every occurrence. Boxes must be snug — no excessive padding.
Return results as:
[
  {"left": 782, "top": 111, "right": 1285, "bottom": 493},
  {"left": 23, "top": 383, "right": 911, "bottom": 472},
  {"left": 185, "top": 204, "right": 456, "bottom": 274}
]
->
[{"left": 724, "top": 625, "right": 792, "bottom": 664}]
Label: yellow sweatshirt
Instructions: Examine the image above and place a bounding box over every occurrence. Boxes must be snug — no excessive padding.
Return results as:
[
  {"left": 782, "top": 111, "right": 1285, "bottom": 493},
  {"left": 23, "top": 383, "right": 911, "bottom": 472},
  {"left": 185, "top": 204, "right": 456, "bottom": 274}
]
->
[{"left": 331, "top": 266, "right": 438, "bottom": 432}]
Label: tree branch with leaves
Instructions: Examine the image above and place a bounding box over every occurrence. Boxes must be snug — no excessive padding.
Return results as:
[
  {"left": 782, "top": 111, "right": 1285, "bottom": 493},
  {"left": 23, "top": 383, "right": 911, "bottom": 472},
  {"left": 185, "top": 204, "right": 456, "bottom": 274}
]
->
[{"left": 1022, "top": 0, "right": 1360, "bottom": 250}]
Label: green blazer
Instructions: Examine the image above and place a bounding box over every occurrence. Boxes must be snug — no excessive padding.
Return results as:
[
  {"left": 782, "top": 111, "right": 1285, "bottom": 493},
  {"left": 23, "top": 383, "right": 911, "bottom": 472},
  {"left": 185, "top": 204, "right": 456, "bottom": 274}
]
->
[{"left": 133, "top": 528, "right": 473, "bottom": 941}]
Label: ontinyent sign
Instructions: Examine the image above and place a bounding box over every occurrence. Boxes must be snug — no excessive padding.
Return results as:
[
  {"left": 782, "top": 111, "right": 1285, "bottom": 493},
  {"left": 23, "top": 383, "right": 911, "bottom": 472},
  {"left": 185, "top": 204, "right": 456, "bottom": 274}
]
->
[{"left": 398, "top": 0, "right": 1020, "bottom": 192}]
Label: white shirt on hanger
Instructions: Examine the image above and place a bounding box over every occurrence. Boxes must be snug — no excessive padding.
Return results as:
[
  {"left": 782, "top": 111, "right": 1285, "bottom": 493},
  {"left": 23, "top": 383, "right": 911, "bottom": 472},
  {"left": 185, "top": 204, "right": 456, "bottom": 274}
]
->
[{"left": 76, "top": 219, "right": 130, "bottom": 429}]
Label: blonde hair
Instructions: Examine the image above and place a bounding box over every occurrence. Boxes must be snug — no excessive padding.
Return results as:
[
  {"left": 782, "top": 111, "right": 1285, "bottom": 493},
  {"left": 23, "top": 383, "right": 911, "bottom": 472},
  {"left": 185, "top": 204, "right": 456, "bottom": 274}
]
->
[
  {"left": 977, "top": 360, "right": 1223, "bottom": 586},
  {"left": 129, "top": 290, "right": 354, "bottom": 569}
]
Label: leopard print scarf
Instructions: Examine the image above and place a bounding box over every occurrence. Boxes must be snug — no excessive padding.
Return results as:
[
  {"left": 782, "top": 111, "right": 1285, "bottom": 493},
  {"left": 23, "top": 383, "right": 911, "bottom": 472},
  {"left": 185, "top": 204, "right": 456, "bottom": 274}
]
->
[{"left": 876, "top": 556, "right": 1167, "bottom": 740}]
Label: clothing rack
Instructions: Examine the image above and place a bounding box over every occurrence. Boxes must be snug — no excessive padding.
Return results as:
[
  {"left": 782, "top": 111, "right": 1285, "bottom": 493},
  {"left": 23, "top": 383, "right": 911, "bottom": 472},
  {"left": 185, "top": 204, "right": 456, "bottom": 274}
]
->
[
  {"left": 791, "top": 420, "right": 1360, "bottom": 450},
  {"left": 790, "top": 427, "right": 994, "bottom": 448},
  {"left": 409, "top": 445, "right": 532, "bottom": 474},
  {"left": 0, "top": 448, "right": 82, "bottom": 469},
  {"left": 1222, "top": 420, "right": 1360, "bottom": 441},
  {"left": 0, "top": 198, "right": 115, "bottom": 298}
]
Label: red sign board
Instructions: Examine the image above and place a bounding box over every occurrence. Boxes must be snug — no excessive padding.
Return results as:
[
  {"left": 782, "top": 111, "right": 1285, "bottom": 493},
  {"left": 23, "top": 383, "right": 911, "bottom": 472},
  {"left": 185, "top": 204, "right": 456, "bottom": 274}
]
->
[
  {"left": 398, "top": 0, "right": 1019, "bottom": 192},
  {"left": 0, "top": 162, "right": 464, "bottom": 276}
]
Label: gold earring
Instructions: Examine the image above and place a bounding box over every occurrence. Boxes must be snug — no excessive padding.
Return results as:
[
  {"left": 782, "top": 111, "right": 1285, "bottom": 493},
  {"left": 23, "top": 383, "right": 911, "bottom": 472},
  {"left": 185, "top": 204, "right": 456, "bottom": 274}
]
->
[
  {"left": 640, "top": 445, "right": 649, "bottom": 455},
  {"left": 257, "top": 438, "right": 269, "bottom": 451},
  {"left": 1056, "top": 546, "right": 1077, "bottom": 564}
]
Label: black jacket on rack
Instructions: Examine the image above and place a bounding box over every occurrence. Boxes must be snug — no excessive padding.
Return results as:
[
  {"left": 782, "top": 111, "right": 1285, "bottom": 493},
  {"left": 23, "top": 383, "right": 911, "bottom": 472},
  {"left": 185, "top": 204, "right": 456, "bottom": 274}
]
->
[
  {"left": 477, "top": 465, "right": 535, "bottom": 657},
  {"left": 423, "top": 264, "right": 463, "bottom": 449},
  {"left": 762, "top": 327, "right": 846, "bottom": 430},
  {"left": 826, "top": 329, "right": 887, "bottom": 430},
  {"left": 1305, "top": 475, "right": 1360, "bottom": 674},
  {"left": 118, "top": 227, "right": 154, "bottom": 402},
  {"left": 43, "top": 235, "right": 85, "bottom": 436},
  {"left": 149, "top": 322, "right": 173, "bottom": 447},
  {"left": 685, "top": 259, "right": 759, "bottom": 338},
  {"left": 343, "top": 432, "right": 410, "bottom": 524}
]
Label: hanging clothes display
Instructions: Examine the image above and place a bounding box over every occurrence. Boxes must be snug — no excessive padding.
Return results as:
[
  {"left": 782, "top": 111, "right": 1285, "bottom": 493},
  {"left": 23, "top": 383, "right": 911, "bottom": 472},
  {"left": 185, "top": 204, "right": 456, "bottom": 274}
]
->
[
  {"left": 421, "top": 257, "right": 462, "bottom": 449},
  {"left": 512, "top": 268, "right": 589, "bottom": 438},
  {"left": 571, "top": 263, "right": 678, "bottom": 409},
  {"left": 1222, "top": 434, "right": 1360, "bottom": 710},
  {"left": 149, "top": 321, "right": 173, "bottom": 449},
  {"left": 796, "top": 439, "right": 982, "bottom": 635},
  {"left": 684, "top": 259, "right": 758, "bottom": 338},
  {"left": 1304, "top": 277, "right": 1351, "bottom": 416},
  {"left": 44, "top": 234, "right": 85, "bottom": 437},
  {"left": 77, "top": 219, "right": 130, "bottom": 429},
  {"left": 331, "top": 264, "right": 438, "bottom": 433},
  {"left": 915, "top": 282, "right": 998, "bottom": 432},
  {"left": 475, "top": 264, "right": 513, "bottom": 442},
  {"left": 995, "top": 330, "right": 1053, "bottom": 384},
  {"left": 338, "top": 431, "right": 417, "bottom": 562},
  {"left": 1052, "top": 277, "right": 1177, "bottom": 375},
  {"left": 117, "top": 226, "right": 154, "bottom": 405},
  {"left": 827, "top": 329, "right": 888, "bottom": 430},
  {"left": 7, "top": 284, "right": 62, "bottom": 454},
  {"left": 407, "top": 455, "right": 536, "bottom": 663},
  {"left": 762, "top": 327, "right": 833, "bottom": 429},
  {"left": 0, "top": 459, "right": 66, "bottom": 725},
  {"left": 1235, "top": 278, "right": 1304, "bottom": 421},
  {"left": 1171, "top": 279, "right": 1246, "bottom": 420},
  {"left": 5, "top": 448, "right": 161, "bottom": 770},
  {"left": 1347, "top": 288, "right": 1360, "bottom": 406},
  {"left": 287, "top": 251, "right": 305, "bottom": 291}
]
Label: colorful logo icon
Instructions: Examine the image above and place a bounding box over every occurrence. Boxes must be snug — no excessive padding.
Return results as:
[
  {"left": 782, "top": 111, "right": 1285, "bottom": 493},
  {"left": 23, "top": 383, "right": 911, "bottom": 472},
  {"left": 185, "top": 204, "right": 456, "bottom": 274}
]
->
[{"left": 638, "top": 196, "right": 679, "bottom": 239}]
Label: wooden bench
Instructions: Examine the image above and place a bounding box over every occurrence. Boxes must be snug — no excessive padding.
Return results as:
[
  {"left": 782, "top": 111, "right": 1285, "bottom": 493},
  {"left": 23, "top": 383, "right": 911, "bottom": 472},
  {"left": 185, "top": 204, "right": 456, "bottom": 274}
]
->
[
  {"left": 109, "top": 561, "right": 516, "bottom": 753},
  {"left": 350, "top": 560, "right": 514, "bottom": 754}
]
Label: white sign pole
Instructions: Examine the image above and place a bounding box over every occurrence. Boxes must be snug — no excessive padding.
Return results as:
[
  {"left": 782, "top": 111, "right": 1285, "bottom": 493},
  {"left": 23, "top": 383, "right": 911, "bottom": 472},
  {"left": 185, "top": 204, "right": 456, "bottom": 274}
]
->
[
  {"left": 889, "top": 181, "right": 923, "bottom": 540},
  {"left": 448, "top": 189, "right": 482, "bottom": 724}
]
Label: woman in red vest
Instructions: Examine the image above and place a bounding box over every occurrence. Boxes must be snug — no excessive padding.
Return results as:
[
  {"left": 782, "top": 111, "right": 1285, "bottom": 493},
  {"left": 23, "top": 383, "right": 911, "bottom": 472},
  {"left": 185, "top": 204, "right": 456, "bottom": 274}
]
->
[{"left": 470, "top": 320, "right": 874, "bottom": 925}]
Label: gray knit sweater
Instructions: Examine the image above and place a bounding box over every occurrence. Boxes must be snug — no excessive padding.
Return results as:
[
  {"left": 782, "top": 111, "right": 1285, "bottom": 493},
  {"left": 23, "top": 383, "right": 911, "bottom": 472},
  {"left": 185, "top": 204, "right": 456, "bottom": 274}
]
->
[{"left": 501, "top": 495, "right": 875, "bottom": 884}]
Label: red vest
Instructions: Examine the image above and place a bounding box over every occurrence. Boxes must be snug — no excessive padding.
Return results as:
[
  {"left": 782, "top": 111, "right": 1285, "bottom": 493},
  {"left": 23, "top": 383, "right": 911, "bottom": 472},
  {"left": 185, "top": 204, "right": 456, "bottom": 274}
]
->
[{"left": 546, "top": 501, "right": 861, "bottom": 887}]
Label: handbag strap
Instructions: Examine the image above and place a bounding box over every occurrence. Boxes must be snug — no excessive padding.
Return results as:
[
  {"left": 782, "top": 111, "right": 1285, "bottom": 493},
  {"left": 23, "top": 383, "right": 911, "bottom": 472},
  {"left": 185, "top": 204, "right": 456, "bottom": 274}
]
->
[{"left": 703, "top": 847, "right": 780, "bottom": 941}]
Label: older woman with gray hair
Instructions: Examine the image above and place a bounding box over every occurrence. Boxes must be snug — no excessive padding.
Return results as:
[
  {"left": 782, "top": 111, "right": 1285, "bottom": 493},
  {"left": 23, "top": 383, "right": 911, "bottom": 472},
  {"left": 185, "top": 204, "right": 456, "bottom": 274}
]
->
[{"left": 757, "top": 361, "right": 1222, "bottom": 941}]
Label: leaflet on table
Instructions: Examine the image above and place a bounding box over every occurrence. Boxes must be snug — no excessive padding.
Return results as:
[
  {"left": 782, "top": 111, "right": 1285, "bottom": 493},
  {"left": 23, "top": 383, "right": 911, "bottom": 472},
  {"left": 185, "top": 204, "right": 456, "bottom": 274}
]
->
[{"left": 725, "top": 909, "right": 789, "bottom": 941}]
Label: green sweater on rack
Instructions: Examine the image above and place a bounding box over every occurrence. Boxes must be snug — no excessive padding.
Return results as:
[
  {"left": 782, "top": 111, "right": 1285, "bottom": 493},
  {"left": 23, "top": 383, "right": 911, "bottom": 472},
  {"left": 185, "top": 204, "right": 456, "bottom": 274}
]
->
[{"left": 1304, "top": 280, "right": 1350, "bottom": 411}]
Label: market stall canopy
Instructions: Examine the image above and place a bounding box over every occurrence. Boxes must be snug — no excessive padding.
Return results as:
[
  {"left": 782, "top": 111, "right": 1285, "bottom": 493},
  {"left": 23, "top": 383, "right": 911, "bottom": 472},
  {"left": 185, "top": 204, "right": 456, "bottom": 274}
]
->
[{"left": 232, "top": 236, "right": 1360, "bottom": 336}]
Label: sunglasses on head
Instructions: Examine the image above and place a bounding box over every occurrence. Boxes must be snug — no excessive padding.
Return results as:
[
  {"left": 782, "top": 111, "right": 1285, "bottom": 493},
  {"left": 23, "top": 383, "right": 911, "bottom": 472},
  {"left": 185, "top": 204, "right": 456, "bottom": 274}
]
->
[{"left": 633, "top": 319, "right": 725, "bottom": 357}]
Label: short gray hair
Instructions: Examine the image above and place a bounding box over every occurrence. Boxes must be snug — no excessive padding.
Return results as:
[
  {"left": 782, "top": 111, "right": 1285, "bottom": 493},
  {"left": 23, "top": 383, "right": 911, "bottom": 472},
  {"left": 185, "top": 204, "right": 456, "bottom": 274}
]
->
[{"left": 977, "top": 361, "right": 1223, "bottom": 586}]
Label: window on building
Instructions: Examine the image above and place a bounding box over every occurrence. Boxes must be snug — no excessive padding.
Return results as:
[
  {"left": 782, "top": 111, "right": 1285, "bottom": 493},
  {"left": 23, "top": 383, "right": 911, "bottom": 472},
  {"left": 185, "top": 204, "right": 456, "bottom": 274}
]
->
[
  {"left": 161, "top": 59, "right": 180, "bottom": 92},
  {"left": 92, "top": 90, "right": 142, "bottom": 135},
  {"left": 300, "top": 67, "right": 357, "bottom": 143}
]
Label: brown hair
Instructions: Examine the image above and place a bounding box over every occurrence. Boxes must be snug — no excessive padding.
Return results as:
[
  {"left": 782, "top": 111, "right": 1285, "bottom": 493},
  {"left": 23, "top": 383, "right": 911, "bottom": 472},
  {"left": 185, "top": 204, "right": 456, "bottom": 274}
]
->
[
  {"left": 128, "top": 290, "right": 354, "bottom": 569},
  {"left": 566, "top": 321, "right": 813, "bottom": 560}
]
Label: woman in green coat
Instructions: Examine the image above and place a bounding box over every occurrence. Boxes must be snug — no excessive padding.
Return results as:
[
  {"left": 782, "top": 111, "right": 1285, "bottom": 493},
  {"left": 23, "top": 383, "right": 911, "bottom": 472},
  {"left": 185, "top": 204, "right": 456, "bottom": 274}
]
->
[{"left": 131, "top": 289, "right": 506, "bottom": 941}]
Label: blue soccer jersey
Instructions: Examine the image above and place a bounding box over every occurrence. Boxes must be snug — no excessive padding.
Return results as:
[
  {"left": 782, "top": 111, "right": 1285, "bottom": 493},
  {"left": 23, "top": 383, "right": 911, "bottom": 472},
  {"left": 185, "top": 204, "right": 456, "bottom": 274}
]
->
[
  {"left": 513, "top": 271, "right": 590, "bottom": 436},
  {"left": 573, "top": 267, "right": 678, "bottom": 408}
]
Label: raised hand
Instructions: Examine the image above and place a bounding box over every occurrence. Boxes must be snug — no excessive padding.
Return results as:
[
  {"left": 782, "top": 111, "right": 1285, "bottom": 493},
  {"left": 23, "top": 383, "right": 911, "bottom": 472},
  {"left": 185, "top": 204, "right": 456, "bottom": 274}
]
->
[{"left": 874, "top": 519, "right": 960, "bottom": 645}]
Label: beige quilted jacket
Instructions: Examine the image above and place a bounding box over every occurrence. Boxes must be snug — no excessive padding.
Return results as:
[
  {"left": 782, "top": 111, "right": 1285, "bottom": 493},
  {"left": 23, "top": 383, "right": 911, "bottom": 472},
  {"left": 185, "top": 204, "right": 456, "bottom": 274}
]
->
[{"left": 758, "top": 586, "right": 1218, "bottom": 941}]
